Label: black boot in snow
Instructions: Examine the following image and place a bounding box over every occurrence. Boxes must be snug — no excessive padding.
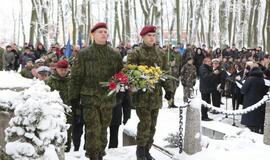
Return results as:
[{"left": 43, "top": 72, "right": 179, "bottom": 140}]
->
[
  {"left": 136, "top": 146, "right": 147, "bottom": 160},
  {"left": 145, "top": 148, "right": 155, "bottom": 160}
]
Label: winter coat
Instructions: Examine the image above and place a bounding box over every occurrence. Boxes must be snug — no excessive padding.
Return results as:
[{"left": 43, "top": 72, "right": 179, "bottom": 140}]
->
[
  {"left": 34, "top": 49, "right": 47, "bottom": 59},
  {"left": 180, "top": 63, "right": 197, "bottom": 87},
  {"left": 2, "top": 51, "right": 15, "bottom": 70},
  {"left": 20, "top": 53, "right": 36, "bottom": 68},
  {"left": 20, "top": 66, "right": 34, "bottom": 79},
  {"left": 241, "top": 67, "right": 268, "bottom": 126},
  {"left": 193, "top": 52, "right": 205, "bottom": 75},
  {"left": 182, "top": 48, "right": 194, "bottom": 65},
  {"left": 110, "top": 91, "right": 131, "bottom": 126},
  {"left": 199, "top": 64, "right": 216, "bottom": 94}
]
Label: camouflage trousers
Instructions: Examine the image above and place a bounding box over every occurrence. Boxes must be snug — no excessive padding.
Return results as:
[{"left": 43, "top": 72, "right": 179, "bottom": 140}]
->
[
  {"left": 82, "top": 96, "right": 113, "bottom": 158},
  {"left": 183, "top": 86, "right": 193, "bottom": 102},
  {"left": 136, "top": 107, "right": 159, "bottom": 149}
]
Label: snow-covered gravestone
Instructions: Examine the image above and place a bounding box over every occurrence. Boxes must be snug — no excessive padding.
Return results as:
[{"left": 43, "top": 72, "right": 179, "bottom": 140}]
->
[
  {"left": 183, "top": 96, "right": 202, "bottom": 154},
  {"left": 4, "top": 81, "right": 70, "bottom": 160},
  {"left": 264, "top": 101, "right": 270, "bottom": 145}
]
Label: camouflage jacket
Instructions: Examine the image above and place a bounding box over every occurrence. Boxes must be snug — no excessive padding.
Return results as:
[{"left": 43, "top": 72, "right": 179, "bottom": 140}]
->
[
  {"left": 127, "top": 43, "right": 173, "bottom": 109},
  {"left": 20, "top": 66, "right": 34, "bottom": 79},
  {"left": 180, "top": 63, "right": 197, "bottom": 87},
  {"left": 45, "top": 73, "right": 70, "bottom": 105},
  {"left": 69, "top": 42, "right": 123, "bottom": 106}
]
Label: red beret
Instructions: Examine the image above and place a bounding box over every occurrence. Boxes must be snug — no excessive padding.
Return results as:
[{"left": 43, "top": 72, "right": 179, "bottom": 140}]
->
[
  {"left": 56, "top": 60, "right": 69, "bottom": 68},
  {"left": 91, "top": 22, "right": 107, "bottom": 33},
  {"left": 140, "top": 25, "right": 156, "bottom": 36}
]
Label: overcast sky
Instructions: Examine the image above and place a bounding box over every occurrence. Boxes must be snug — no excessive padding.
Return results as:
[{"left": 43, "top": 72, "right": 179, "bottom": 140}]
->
[{"left": 0, "top": 0, "right": 31, "bottom": 45}]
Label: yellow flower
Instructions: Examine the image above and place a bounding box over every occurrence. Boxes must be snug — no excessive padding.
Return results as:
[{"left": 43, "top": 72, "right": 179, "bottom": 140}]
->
[
  {"left": 138, "top": 65, "right": 148, "bottom": 71},
  {"left": 155, "top": 67, "right": 162, "bottom": 74},
  {"left": 128, "top": 64, "right": 137, "bottom": 70}
]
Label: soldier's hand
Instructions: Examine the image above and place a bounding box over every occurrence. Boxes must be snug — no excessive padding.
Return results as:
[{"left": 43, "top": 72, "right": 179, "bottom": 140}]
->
[
  {"left": 165, "top": 91, "right": 174, "bottom": 101},
  {"left": 70, "top": 98, "right": 80, "bottom": 108},
  {"left": 123, "top": 119, "right": 128, "bottom": 125}
]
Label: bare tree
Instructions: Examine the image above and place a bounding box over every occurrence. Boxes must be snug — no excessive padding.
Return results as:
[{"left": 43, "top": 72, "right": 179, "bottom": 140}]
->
[
  {"left": 71, "top": 0, "right": 77, "bottom": 46},
  {"left": 252, "top": 0, "right": 260, "bottom": 47},
  {"left": 139, "top": 0, "right": 153, "bottom": 25},
  {"left": 87, "top": 0, "right": 91, "bottom": 45},
  {"left": 29, "top": 0, "right": 37, "bottom": 44},
  {"left": 176, "top": 0, "right": 180, "bottom": 43},
  {"left": 267, "top": 0, "right": 270, "bottom": 52},
  {"left": 191, "top": 0, "right": 203, "bottom": 44},
  {"left": 120, "top": 0, "right": 125, "bottom": 42},
  {"left": 124, "top": 0, "right": 131, "bottom": 42},
  {"left": 247, "top": 0, "right": 255, "bottom": 47},
  {"left": 113, "top": 0, "right": 121, "bottom": 46},
  {"left": 219, "top": 0, "right": 229, "bottom": 48},
  {"left": 262, "top": 0, "right": 268, "bottom": 51}
]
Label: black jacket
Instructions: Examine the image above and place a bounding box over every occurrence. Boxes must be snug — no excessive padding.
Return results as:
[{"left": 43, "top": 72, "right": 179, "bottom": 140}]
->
[
  {"left": 110, "top": 91, "right": 131, "bottom": 126},
  {"left": 199, "top": 64, "right": 216, "bottom": 94},
  {"left": 241, "top": 67, "right": 268, "bottom": 126}
]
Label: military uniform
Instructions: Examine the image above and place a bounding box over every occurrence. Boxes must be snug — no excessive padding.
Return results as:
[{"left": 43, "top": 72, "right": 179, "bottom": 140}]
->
[
  {"left": 20, "top": 66, "right": 34, "bottom": 79},
  {"left": 127, "top": 43, "right": 172, "bottom": 159},
  {"left": 45, "top": 72, "right": 72, "bottom": 151},
  {"left": 180, "top": 62, "right": 197, "bottom": 102},
  {"left": 69, "top": 42, "right": 123, "bottom": 158}
]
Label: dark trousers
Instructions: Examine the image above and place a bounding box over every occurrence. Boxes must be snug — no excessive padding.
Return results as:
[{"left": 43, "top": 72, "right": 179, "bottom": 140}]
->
[
  {"left": 72, "top": 116, "right": 84, "bottom": 151},
  {"left": 108, "top": 125, "right": 120, "bottom": 148},
  {"left": 201, "top": 93, "right": 211, "bottom": 119},
  {"left": 212, "top": 90, "right": 221, "bottom": 108},
  {"left": 232, "top": 93, "right": 242, "bottom": 110}
]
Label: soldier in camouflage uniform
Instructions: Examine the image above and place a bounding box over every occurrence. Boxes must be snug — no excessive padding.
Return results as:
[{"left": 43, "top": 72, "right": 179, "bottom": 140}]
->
[
  {"left": 45, "top": 59, "right": 71, "bottom": 151},
  {"left": 164, "top": 44, "right": 181, "bottom": 108},
  {"left": 180, "top": 57, "right": 197, "bottom": 103},
  {"left": 127, "top": 25, "right": 173, "bottom": 160},
  {"left": 69, "top": 22, "right": 123, "bottom": 160},
  {"left": 20, "top": 58, "right": 34, "bottom": 79}
]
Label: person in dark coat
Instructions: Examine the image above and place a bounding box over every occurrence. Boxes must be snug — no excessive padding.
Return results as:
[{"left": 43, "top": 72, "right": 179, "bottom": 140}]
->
[
  {"left": 241, "top": 67, "right": 268, "bottom": 134},
  {"left": 211, "top": 58, "right": 223, "bottom": 109},
  {"left": 199, "top": 57, "right": 219, "bottom": 120},
  {"left": 193, "top": 48, "right": 205, "bottom": 77},
  {"left": 109, "top": 91, "right": 131, "bottom": 148}
]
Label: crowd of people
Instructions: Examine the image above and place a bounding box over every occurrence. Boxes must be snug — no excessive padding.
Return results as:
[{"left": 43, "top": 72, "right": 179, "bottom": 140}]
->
[{"left": 1, "top": 22, "right": 270, "bottom": 160}]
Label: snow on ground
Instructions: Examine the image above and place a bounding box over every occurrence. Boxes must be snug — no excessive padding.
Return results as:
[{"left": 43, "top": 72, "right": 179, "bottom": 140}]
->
[
  {"left": 0, "top": 71, "right": 34, "bottom": 89},
  {"left": 1, "top": 71, "right": 270, "bottom": 160}
]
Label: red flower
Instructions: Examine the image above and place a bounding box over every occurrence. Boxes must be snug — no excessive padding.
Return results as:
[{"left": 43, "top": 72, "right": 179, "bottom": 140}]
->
[
  {"left": 114, "top": 72, "right": 125, "bottom": 79},
  {"left": 108, "top": 81, "right": 117, "bottom": 90},
  {"left": 114, "top": 72, "right": 129, "bottom": 84},
  {"left": 120, "top": 75, "right": 129, "bottom": 84}
]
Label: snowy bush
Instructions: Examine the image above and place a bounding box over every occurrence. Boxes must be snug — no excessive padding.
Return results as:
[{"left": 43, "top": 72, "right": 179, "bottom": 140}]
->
[
  {"left": 4, "top": 81, "right": 70, "bottom": 160},
  {"left": 164, "top": 132, "right": 181, "bottom": 147}
]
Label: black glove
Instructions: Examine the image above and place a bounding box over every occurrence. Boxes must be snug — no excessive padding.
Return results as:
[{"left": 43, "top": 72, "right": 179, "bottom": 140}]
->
[
  {"left": 123, "top": 119, "right": 128, "bottom": 125},
  {"left": 72, "top": 107, "right": 84, "bottom": 124},
  {"left": 70, "top": 98, "right": 80, "bottom": 109},
  {"left": 165, "top": 91, "right": 174, "bottom": 101}
]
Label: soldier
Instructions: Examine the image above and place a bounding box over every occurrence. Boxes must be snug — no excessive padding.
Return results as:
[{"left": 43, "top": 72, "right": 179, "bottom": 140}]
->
[
  {"left": 164, "top": 44, "right": 181, "bottom": 108},
  {"left": 180, "top": 57, "right": 197, "bottom": 103},
  {"left": 69, "top": 22, "right": 123, "bottom": 160},
  {"left": 20, "top": 58, "right": 34, "bottom": 79},
  {"left": 127, "top": 25, "right": 173, "bottom": 160},
  {"left": 45, "top": 59, "right": 72, "bottom": 152}
]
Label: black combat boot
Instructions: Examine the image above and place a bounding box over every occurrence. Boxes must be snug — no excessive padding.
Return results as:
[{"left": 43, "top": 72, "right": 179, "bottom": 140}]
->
[
  {"left": 136, "top": 146, "right": 147, "bottom": 160},
  {"left": 145, "top": 148, "right": 155, "bottom": 160}
]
